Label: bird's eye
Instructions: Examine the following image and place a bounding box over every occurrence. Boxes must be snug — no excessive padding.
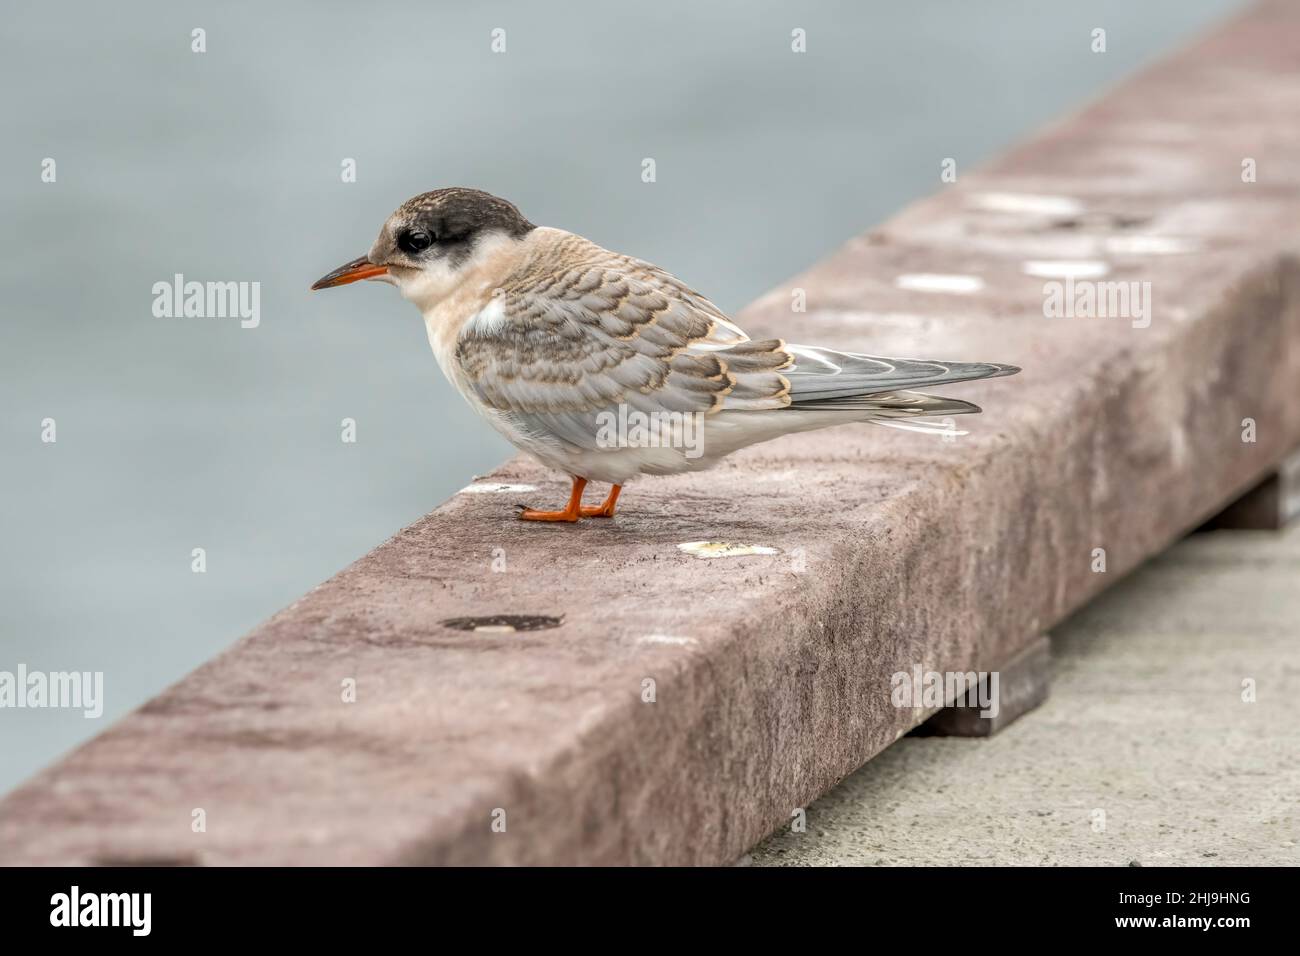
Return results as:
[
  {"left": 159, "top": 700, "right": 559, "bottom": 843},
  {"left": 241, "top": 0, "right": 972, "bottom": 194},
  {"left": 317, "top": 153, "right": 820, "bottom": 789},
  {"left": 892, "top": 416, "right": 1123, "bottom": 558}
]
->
[{"left": 398, "top": 230, "right": 434, "bottom": 254}]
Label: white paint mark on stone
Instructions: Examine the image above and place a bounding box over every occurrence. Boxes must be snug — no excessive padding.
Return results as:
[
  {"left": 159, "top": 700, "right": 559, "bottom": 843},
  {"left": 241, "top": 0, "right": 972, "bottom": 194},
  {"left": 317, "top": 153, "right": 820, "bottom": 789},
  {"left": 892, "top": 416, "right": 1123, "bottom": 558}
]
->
[
  {"left": 460, "top": 482, "right": 538, "bottom": 494},
  {"left": 639, "top": 634, "right": 698, "bottom": 646},
  {"left": 473, "top": 624, "right": 517, "bottom": 634},
  {"left": 677, "top": 541, "right": 780, "bottom": 559},
  {"left": 894, "top": 273, "right": 985, "bottom": 294},
  {"left": 968, "top": 192, "right": 1085, "bottom": 217},
  {"left": 1022, "top": 259, "right": 1110, "bottom": 279},
  {"left": 1105, "top": 235, "right": 1197, "bottom": 255}
]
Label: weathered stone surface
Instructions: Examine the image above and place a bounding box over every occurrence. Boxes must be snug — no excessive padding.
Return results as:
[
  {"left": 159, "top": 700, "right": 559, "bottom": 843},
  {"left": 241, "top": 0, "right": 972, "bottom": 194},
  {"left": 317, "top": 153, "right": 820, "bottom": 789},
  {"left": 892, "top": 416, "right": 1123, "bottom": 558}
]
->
[{"left": 4, "top": 1, "right": 1300, "bottom": 866}]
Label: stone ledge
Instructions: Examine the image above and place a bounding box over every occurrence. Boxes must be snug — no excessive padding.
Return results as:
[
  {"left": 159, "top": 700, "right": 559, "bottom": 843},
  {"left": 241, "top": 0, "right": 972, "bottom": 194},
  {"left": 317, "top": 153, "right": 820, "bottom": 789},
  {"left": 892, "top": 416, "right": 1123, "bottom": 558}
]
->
[{"left": 3, "top": 0, "right": 1300, "bottom": 865}]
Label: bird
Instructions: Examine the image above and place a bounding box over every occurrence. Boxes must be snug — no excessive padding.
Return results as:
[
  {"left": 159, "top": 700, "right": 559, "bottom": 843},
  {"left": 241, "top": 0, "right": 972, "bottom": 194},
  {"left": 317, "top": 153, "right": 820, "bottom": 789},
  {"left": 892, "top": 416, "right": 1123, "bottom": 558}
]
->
[{"left": 311, "top": 187, "right": 1019, "bottom": 522}]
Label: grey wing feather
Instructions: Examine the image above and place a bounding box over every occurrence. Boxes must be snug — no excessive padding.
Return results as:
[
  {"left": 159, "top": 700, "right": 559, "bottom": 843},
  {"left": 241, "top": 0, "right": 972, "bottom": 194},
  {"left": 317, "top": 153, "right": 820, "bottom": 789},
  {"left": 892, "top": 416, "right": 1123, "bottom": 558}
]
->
[{"left": 784, "top": 345, "right": 1019, "bottom": 407}]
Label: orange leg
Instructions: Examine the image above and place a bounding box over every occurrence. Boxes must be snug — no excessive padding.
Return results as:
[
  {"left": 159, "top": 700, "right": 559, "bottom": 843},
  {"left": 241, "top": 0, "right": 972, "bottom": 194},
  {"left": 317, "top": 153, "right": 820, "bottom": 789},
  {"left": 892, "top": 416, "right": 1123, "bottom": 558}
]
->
[
  {"left": 580, "top": 484, "right": 622, "bottom": 518},
  {"left": 519, "top": 477, "right": 588, "bottom": 522}
]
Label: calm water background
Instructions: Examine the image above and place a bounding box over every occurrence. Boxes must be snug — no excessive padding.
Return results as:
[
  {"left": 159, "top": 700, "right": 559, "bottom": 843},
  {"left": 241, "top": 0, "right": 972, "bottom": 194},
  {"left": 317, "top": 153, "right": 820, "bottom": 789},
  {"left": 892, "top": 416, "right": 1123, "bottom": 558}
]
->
[{"left": 0, "top": 0, "right": 1243, "bottom": 794}]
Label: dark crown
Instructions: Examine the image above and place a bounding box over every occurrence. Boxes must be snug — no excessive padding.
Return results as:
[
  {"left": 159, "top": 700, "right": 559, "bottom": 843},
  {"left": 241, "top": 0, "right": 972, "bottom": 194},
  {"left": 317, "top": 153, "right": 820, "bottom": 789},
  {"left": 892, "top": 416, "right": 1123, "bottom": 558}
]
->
[{"left": 397, "top": 187, "right": 534, "bottom": 240}]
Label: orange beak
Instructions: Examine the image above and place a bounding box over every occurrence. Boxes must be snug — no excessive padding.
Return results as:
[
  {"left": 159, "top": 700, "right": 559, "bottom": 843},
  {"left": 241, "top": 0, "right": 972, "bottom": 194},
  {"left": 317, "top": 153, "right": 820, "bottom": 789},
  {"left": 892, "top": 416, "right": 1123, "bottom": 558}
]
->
[{"left": 310, "top": 256, "right": 388, "bottom": 290}]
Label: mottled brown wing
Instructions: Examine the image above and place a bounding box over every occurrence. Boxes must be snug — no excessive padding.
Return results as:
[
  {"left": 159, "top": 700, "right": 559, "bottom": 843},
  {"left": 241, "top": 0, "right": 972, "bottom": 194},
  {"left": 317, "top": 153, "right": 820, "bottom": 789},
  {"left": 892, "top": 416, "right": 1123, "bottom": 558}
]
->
[{"left": 454, "top": 237, "right": 793, "bottom": 421}]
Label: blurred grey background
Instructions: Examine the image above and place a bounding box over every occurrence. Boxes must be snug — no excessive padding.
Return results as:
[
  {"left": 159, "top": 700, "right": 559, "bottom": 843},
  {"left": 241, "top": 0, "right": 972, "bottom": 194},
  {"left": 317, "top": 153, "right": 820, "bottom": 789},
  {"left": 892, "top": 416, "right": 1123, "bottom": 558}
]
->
[{"left": 0, "top": 0, "right": 1245, "bottom": 794}]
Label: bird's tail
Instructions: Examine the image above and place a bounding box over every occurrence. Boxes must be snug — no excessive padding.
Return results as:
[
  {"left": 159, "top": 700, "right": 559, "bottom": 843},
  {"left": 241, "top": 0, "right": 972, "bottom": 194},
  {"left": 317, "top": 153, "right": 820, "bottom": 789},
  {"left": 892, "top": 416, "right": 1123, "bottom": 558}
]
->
[
  {"left": 775, "top": 344, "right": 1019, "bottom": 437},
  {"left": 781, "top": 346, "right": 1017, "bottom": 429}
]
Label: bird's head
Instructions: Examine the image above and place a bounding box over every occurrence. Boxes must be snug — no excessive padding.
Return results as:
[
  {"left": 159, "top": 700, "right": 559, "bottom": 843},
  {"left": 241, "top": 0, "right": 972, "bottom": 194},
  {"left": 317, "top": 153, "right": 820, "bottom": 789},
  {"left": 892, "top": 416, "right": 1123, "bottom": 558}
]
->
[{"left": 311, "top": 187, "right": 535, "bottom": 308}]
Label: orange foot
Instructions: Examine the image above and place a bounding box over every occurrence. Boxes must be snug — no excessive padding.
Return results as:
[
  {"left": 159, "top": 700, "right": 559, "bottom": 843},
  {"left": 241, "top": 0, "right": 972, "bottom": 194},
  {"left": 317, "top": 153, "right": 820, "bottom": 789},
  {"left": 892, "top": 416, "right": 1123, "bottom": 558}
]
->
[
  {"left": 580, "top": 484, "right": 622, "bottom": 518},
  {"left": 519, "top": 477, "right": 588, "bottom": 522}
]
